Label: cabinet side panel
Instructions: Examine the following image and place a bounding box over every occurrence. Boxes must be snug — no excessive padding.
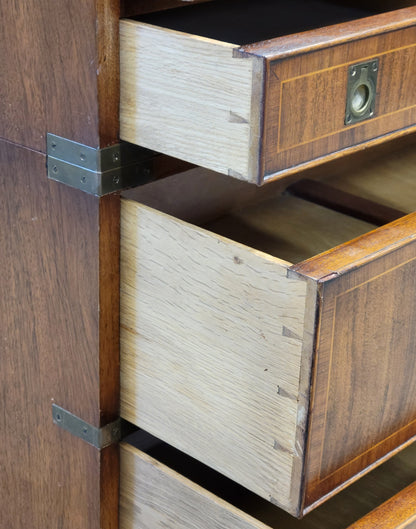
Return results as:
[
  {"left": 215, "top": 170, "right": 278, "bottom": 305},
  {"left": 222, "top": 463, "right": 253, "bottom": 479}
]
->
[
  {"left": 0, "top": 141, "right": 117, "bottom": 528},
  {"left": 0, "top": 0, "right": 120, "bottom": 151}
]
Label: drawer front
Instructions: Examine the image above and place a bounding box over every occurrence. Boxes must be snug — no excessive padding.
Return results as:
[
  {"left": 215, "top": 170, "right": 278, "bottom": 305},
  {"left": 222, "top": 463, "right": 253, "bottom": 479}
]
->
[
  {"left": 259, "top": 20, "right": 416, "bottom": 182},
  {"left": 120, "top": 7, "right": 416, "bottom": 184},
  {"left": 293, "top": 216, "right": 416, "bottom": 511},
  {"left": 120, "top": 183, "right": 416, "bottom": 515}
]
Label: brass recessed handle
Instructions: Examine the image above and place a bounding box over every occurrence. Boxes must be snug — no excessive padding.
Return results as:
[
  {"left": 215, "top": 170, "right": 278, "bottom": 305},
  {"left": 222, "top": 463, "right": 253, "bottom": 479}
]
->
[{"left": 345, "top": 59, "right": 379, "bottom": 125}]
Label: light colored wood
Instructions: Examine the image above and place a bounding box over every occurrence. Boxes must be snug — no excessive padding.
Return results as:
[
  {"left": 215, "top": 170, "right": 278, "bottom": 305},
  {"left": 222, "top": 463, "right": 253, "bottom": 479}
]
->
[
  {"left": 120, "top": 443, "right": 269, "bottom": 529},
  {"left": 205, "top": 194, "right": 376, "bottom": 264},
  {"left": 120, "top": 20, "right": 260, "bottom": 182},
  {"left": 120, "top": 440, "right": 416, "bottom": 529},
  {"left": 324, "top": 143, "right": 416, "bottom": 215},
  {"left": 120, "top": 200, "right": 314, "bottom": 514}
]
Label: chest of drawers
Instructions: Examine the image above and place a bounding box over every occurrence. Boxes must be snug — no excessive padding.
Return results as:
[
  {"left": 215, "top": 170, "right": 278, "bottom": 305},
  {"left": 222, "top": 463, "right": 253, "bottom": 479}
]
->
[{"left": 1, "top": 0, "right": 415, "bottom": 528}]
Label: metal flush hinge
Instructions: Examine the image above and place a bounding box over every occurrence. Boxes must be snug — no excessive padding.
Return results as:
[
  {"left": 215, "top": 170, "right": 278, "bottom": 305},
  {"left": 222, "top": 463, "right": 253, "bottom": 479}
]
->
[
  {"left": 52, "top": 404, "right": 121, "bottom": 450},
  {"left": 47, "top": 133, "right": 157, "bottom": 196}
]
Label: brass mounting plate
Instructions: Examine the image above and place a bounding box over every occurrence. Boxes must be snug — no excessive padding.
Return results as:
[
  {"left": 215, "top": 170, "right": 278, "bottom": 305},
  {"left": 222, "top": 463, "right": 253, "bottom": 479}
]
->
[
  {"left": 345, "top": 59, "right": 379, "bottom": 126},
  {"left": 47, "top": 133, "right": 157, "bottom": 196}
]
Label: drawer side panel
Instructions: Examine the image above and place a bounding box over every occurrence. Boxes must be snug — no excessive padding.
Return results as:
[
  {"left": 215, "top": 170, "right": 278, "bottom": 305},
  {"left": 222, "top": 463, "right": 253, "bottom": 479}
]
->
[
  {"left": 120, "top": 200, "right": 313, "bottom": 513},
  {"left": 120, "top": 21, "right": 259, "bottom": 181},
  {"left": 120, "top": 444, "right": 269, "bottom": 529}
]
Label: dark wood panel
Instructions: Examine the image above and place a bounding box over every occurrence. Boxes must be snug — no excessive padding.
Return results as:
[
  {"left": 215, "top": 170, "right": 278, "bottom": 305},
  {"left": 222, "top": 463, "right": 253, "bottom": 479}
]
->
[
  {"left": 292, "top": 214, "right": 416, "bottom": 512},
  {"left": 258, "top": 11, "right": 416, "bottom": 180},
  {"left": 0, "top": 139, "right": 119, "bottom": 528},
  {"left": 0, "top": 0, "right": 119, "bottom": 151}
]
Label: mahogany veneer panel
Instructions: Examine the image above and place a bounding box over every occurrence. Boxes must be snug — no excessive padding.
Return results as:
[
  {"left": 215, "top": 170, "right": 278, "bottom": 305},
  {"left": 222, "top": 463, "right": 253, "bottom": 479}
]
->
[
  {"left": 0, "top": 140, "right": 119, "bottom": 528},
  {"left": 0, "top": 0, "right": 120, "bottom": 151}
]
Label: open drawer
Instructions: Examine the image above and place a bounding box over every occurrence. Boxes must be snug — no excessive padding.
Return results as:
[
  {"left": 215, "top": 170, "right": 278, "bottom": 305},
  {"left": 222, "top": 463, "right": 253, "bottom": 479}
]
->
[
  {"left": 120, "top": 434, "right": 416, "bottom": 529},
  {"left": 120, "top": 1, "right": 416, "bottom": 184},
  {"left": 120, "top": 143, "right": 416, "bottom": 516}
]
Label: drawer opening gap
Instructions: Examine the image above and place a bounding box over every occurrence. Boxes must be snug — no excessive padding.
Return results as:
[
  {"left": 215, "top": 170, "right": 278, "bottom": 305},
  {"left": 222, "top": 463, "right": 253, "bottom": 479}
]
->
[
  {"left": 130, "top": 0, "right": 377, "bottom": 45},
  {"left": 123, "top": 430, "right": 416, "bottom": 527}
]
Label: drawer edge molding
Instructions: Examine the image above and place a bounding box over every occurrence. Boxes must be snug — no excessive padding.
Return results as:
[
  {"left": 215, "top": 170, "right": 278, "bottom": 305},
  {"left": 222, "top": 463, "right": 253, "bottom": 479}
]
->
[{"left": 239, "top": 7, "right": 416, "bottom": 59}]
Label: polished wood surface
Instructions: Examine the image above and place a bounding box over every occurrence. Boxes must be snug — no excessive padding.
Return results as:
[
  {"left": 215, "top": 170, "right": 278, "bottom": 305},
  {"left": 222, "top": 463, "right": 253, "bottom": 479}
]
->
[
  {"left": 0, "top": 0, "right": 120, "bottom": 151},
  {"left": 0, "top": 140, "right": 119, "bottom": 528},
  {"left": 257, "top": 8, "right": 416, "bottom": 181},
  {"left": 292, "top": 213, "right": 416, "bottom": 511}
]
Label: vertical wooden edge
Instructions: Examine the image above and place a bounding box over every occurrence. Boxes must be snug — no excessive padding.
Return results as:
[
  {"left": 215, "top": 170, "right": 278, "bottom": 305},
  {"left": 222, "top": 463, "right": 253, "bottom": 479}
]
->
[
  {"left": 287, "top": 272, "right": 320, "bottom": 516},
  {"left": 96, "top": 0, "right": 120, "bottom": 147},
  {"left": 98, "top": 194, "right": 120, "bottom": 529},
  {"left": 248, "top": 55, "right": 266, "bottom": 185},
  {"left": 101, "top": 445, "right": 120, "bottom": 529},
  {"left": 347, "top": 481, "right": 416, "bottom": 529},
  {"left": 99, "top": 193, "right": 120, "bottom": 425}
]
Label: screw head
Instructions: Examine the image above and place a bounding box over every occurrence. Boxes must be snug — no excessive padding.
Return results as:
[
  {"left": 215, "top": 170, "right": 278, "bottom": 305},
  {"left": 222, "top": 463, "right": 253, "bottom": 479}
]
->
[
  {"left": 112, "top": 175, "right": 120, "bottom": 185},
  {"left": 80, "top": 153, "right": 86, "bottom": 162},
  {"left": 81, "top": 176, "right": 87, "bottom": 184},
  {"left": 112, "top": 152, "right": 120, "bottom": 163},
  {"left": 372, "top": 62, "right": 378, "bottom": 72},
  {"left": 56, "top": 413, "right": 62, "bottom": 422},
  {"left": 52, "top": 165, "right": 58, "bottom": 174},
  {"left": 350, "top": 68, "right": 357, "bottom": 77}
]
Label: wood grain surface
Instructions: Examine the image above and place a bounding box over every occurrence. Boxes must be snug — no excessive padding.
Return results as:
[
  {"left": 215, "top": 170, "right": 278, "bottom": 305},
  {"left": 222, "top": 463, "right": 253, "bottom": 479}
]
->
[
  {"left": 0, "top": 140, "right": 119, "bottom": 528},
  {"left": 256, "top": 8, "right": 416, "bottom": 181},
  {"left": 120, "top": 20, "right": 260, "bottom": 181},
  {"left": 121, "top": 6, "right": 416, "bottom": 183},
  {"left": 322, "top": 142, "right": 416, "bottom": 215},
  {"left": 120, "top": 440, "right": 416, "bottom": 529},
  {"left": 120, "top": 199, "right": 316, "bottom": 514},
  {"left": 292, "top": 213, "right": 416, "bottom": 511},
  {"left": 0, "top": 0, "right": 120, "bottom": 151}
]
